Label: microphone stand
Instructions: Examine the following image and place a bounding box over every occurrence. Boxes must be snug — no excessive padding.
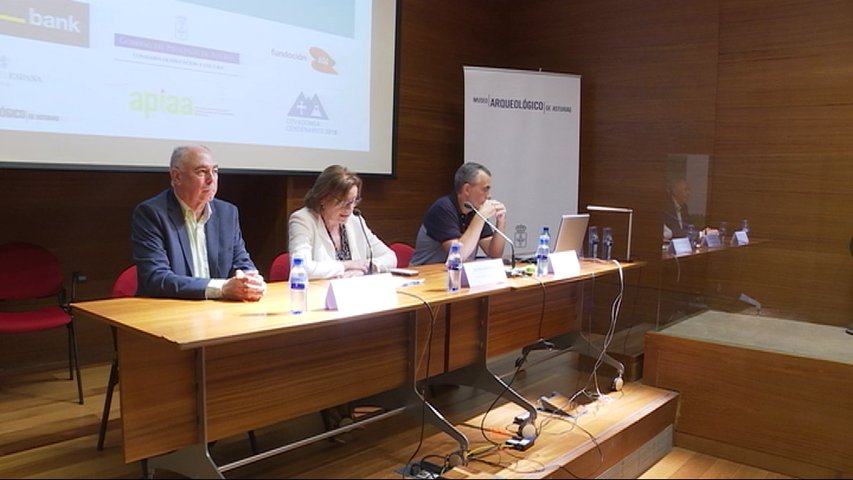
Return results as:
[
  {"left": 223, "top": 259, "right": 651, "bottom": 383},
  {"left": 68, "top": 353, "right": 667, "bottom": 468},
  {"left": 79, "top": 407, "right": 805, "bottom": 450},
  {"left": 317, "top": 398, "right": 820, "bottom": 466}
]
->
[
  {"left": 353, "top": 209, "right": 374, "bottom": 274},
  {"left": 464, "top": 202, "right": 516, "bottom": 269}
]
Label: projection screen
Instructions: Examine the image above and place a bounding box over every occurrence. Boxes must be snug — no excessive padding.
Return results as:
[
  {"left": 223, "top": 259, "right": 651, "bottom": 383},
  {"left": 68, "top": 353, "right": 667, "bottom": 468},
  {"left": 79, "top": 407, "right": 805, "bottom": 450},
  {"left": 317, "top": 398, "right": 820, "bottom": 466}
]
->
[{"left": 0, "top": 0, "right": 399, "bottom": 175}]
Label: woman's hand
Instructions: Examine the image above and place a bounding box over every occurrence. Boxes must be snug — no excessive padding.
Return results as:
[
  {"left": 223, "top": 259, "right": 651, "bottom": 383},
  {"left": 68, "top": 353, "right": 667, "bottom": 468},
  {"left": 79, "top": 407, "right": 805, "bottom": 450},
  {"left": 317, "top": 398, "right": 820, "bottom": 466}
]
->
[{"left": 343, "top": 259, "right": 371, "bottom": 275}]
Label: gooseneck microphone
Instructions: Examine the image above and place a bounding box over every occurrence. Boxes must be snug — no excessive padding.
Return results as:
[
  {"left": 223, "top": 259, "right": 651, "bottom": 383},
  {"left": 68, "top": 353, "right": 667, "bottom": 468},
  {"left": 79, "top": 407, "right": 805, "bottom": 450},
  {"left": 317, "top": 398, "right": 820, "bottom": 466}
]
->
[
  {"left": 353, "top": 208, "right": 374, "bottom": 274},
  {"left": 463, "top": 201, "right": 516, "bottom": 269}
]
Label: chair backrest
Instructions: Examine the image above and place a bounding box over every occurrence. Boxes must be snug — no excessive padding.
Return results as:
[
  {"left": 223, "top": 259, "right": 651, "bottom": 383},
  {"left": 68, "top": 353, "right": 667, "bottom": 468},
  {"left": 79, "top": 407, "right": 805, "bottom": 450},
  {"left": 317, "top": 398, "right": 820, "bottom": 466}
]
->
[
  {"left": 269, "top": 252, "right": 290, "bottom": 282},
  {"left": 0, "top": 242, "right": 63, "bottom": 300},
  {"left": 111, "top": 265, "right": 138, "bottom": 298},
  {"left": 389, "top": 242, "right": 415, "bottom": 268}
]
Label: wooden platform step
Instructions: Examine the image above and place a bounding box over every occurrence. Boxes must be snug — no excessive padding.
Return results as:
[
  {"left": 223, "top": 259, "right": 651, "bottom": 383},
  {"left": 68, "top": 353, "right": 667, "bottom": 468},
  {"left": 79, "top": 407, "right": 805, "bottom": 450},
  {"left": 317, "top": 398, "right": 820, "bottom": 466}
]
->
[
  {"left": 441, "top": 383, "right": 678, "bottom": 479},
  {"left": 210, "top": 354, "right": 679, "bottom": 479},
  {"left": 644, "top": 310, "right": 853, "bottom": 478}
]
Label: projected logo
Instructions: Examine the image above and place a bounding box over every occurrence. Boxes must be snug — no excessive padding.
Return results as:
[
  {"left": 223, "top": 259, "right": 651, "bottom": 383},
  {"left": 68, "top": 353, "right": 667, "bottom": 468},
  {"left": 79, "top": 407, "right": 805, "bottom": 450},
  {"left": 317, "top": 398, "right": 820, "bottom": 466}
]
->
[
  {"left": 309, "top": 46, "right": 337, "bottom": 74},
  {"left": 0, "top": 0, "right": 89, "bottom": 47},
  {"left": 129, "top": 90, "right": 194, "bottom": 119},
  {"left": 175, "top": 15, "right": 188, "bottom": 41},
  {"left": 287, "top": 93, "right": 328, "bottom": 120}
]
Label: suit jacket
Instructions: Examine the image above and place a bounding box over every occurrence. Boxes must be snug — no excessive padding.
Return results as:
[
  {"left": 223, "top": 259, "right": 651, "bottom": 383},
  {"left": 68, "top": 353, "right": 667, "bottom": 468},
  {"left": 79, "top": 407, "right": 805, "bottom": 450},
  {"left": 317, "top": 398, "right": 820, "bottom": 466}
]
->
[
  {"left": 663, "top": 193, "right": 690, "bottom": 239},
  {"left": 288, "top": 206, "right": 396, "bottom": 279},
  {"left": 131, "top": 189, "right": 256, "bottom": 299}
]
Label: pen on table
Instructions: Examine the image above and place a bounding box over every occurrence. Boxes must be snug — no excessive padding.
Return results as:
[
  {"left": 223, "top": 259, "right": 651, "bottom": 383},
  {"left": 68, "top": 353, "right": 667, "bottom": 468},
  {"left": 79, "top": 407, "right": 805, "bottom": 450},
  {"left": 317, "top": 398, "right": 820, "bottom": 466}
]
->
[{"left": 399, "top": 278, "right": 425, "bottom": 288}]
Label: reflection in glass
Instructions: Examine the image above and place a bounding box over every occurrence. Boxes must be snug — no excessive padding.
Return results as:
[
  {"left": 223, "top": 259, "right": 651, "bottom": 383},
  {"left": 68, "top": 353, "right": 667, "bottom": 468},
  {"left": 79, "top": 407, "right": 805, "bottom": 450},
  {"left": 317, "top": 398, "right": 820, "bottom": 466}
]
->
[{"left": 664, "top": 154, "right": 709, "bottom": 246}]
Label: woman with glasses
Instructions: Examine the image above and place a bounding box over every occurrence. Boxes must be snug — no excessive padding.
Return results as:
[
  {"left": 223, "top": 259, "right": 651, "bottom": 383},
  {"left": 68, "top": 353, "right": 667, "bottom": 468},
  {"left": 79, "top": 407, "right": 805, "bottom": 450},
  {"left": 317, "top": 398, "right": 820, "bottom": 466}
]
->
[{"left": 288, "top": 164, "right": 397, "bottom": 279}]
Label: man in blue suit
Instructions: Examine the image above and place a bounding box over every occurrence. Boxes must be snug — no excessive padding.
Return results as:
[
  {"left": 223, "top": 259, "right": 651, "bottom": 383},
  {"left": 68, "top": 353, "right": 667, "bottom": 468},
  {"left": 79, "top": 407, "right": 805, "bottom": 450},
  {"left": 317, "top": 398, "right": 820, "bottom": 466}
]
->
[{"left": 131, "top": 145, "right": 266, "bottom": 300}]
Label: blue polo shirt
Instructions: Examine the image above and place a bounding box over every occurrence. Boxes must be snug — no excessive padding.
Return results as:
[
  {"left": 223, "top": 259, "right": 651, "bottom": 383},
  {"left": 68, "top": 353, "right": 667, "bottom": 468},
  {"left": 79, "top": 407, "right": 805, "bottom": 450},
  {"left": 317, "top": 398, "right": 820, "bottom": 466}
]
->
[{"left": 409, "top": 194, "right": 494, "bottom": 266}]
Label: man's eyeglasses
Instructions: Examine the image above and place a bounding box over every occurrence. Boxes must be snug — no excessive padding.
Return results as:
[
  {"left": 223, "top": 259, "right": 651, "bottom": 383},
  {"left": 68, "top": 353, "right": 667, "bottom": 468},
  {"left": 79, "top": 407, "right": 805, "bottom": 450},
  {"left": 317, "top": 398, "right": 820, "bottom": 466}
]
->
[
  {"left": 184, "top": 166, "right": 219, "bottom": 178},
  {"left": 335, "top": 197, "right": 361, "bottom": 209}
]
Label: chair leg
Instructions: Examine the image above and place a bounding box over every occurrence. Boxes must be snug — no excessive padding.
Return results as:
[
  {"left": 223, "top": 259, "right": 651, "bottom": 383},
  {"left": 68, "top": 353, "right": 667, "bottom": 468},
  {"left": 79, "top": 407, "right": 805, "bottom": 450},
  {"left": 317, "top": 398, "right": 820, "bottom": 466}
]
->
[
  {"left": 68, "top": 322, "right": 84, "bottom": 405},
  {"left": 97, "top": 358, "right": 119, "bottom": 450},
  {"left": 66, "top": 323, "right": 74, "bottom": 380}
]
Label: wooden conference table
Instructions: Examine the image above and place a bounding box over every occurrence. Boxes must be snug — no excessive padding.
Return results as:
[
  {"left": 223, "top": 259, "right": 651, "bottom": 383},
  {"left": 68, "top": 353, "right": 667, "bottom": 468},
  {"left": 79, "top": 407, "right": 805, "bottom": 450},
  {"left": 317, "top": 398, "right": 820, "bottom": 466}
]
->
[{"left": 72, "top": 259, "right": 638, "bottom": 478}]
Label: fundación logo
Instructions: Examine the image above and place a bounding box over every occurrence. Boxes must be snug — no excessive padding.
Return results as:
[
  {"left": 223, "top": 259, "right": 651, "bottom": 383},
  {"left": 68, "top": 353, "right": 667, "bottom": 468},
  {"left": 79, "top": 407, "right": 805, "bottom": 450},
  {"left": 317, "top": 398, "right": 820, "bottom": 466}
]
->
[
  {"left": 309, "top": 47, "right": 337, "bottom": 74},
  {"left": 0, "top": 0, "right": 90, "bottom": 47},
  {"left": 272, "top": 46, "right": 338, "bottom": 75}
]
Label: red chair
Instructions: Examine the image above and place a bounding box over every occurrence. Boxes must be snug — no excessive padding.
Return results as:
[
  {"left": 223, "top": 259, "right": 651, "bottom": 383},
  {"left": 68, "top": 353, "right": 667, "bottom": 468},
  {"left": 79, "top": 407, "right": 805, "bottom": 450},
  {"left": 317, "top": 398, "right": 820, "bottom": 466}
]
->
[
  {"left": 97, "top": 264, "right": 136, "bottom": 450},
  {"left": 269, "top": 252, "right": 290, "bottom": 282},
  {"left": 389, "top": 242, "right": 415, "bottom": 268},
  {"left": 0, "top": 242, "right": 83, "bottom": 404},
  {"left": 111, "top": 264, "right": 138, "bottom": 298}
]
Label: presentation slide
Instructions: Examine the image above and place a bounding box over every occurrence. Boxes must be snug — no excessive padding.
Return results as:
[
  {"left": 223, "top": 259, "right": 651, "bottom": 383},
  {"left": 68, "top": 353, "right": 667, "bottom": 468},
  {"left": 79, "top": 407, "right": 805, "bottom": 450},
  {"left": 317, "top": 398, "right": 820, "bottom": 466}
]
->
[{"left": 0, "top": 0, "right": 398, "bottom": 174}]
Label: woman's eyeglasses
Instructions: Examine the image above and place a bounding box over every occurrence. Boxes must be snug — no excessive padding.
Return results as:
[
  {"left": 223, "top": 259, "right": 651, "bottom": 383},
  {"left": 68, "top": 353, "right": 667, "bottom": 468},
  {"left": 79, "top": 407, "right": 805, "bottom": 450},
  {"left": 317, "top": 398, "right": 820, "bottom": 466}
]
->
[{"left": 334, "top": 197, "right": 362, "bottom": 209}]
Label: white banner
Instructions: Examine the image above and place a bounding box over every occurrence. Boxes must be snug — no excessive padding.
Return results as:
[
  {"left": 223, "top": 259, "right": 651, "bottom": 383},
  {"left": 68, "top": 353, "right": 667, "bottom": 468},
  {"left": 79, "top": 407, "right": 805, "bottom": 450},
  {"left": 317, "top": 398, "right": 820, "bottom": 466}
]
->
[{"left": 464, "top": 66, "right": 581, "bottom": 255}]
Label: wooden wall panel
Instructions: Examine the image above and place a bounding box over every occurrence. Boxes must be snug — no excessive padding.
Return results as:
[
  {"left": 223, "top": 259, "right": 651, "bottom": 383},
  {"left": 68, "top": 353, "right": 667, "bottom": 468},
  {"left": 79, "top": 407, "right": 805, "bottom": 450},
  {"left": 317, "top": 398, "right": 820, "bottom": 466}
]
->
[
  {"left": 509, "top": 0, "right": 723, "bottom": 333},
  {"left": 510, "top": 0, "right": 851, "bottom": 325},
  {"left": 710, "top": 0, "right": 853, "bottom": 322},
  {"left": 508, "top": 0, "right": 721, "bottom": 267}
]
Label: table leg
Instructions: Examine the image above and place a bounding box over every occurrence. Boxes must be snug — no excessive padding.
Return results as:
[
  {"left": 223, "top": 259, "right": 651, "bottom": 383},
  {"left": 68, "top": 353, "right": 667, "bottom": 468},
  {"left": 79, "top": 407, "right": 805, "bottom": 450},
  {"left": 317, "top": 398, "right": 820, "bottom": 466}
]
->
[{"left": 146, "top": 443, "right": 221, "bottom": 479}]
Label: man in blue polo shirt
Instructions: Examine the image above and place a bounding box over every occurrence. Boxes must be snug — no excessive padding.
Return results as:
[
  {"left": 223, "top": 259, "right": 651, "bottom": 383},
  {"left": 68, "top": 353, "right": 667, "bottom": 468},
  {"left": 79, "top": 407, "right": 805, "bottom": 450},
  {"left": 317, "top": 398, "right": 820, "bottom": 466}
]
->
[{"left": 410, "top": 162, "right": 508, "bottom": 265}]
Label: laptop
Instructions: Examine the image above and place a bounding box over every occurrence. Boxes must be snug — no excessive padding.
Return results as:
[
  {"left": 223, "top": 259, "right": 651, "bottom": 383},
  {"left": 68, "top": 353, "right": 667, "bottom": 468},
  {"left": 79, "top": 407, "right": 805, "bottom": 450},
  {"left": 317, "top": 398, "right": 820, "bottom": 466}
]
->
[{"left": 553, "top": 214, "right": 590, "bottom": 254}]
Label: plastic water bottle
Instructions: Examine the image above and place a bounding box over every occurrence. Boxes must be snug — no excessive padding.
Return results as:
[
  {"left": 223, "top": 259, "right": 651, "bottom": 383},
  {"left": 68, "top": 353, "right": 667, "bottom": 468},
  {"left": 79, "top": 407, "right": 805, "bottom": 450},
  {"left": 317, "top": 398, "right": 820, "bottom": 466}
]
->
[
  {"left": 445, "top": 241, "right": 463, "bottom": 292},
  {"left": 541, "top": 226, "right": 551, "bottom": 249},
  {"left": 741, "top": 219, "right": 750, "bottom": 234},
  {"left": 289, "top": 254, "right": 308, "bottom": 314},
  {"left": 588, "top": 226, "right": 599, "bottom": 259},
  {"left": 535, "top": 234, "right": 550, "bottom": 277},
  {"left": 602, "top": 227, "right": 614, "bottom": 260},
  {"left": 686, "top": 224, "right": 699, "bottom": 250}
]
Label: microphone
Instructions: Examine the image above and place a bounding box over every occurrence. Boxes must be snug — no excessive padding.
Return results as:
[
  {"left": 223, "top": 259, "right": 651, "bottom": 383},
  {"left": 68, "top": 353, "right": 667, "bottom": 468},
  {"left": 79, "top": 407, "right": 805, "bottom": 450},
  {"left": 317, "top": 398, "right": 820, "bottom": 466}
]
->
[
  {"left": 463, "top": 201, "right": 516, "bottom": 269},
  {"left": 353, "top": 208, "right": 374, "bottom": 274}
]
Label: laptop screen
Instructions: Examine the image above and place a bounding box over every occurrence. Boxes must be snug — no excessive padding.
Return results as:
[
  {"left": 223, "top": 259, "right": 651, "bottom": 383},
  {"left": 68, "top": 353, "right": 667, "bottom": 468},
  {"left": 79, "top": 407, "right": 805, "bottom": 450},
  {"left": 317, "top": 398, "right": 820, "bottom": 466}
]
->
[{"left": 553, "top": 214, "right": 590, "bottom": 254}]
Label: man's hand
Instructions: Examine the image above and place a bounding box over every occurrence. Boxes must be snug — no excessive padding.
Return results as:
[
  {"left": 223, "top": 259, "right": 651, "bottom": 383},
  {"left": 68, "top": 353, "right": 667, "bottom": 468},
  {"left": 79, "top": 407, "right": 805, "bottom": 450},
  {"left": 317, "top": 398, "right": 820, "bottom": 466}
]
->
[
  {"left": 476, "top": 199, "right": 507, "bottom": 229},
  {"left": 489, "top": 199, "right": 507, "bottom": 223},
  {"left": 223, "top": 269, "right": 266, "bottom": 301},
  {"left": 477, "top": 199, "right": 506, "bottom": 222}
]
